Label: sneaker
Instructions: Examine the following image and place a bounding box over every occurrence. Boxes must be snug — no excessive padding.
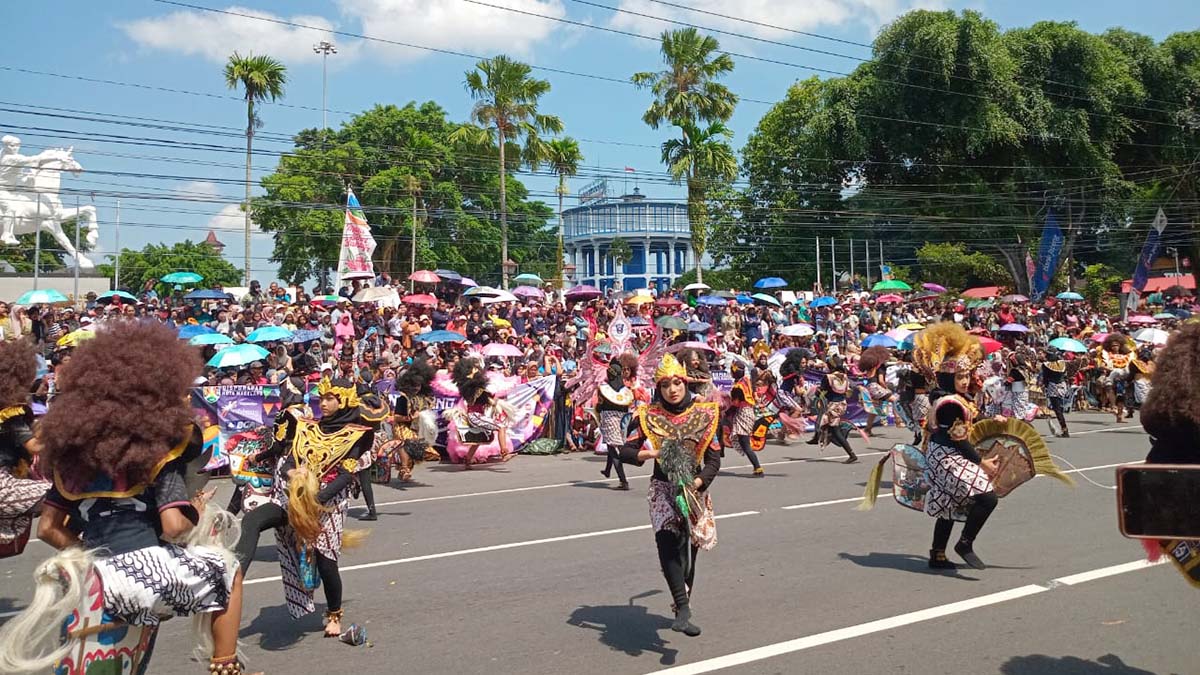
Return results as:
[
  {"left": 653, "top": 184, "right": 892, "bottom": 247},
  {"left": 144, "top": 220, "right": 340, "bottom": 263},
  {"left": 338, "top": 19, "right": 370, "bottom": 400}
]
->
[
  {"left": 753, "top": 467, "right": 764, "bottom": 477},
  {"left": 954, "top": 541, "right": 986, "bottom": 570},
  {"left": 671, "top": 606, "right": 701, "bottom": 637}
]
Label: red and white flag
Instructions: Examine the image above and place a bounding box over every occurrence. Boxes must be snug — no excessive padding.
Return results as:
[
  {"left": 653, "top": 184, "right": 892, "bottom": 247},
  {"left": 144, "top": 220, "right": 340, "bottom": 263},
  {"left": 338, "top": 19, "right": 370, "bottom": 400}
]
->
[
  {"left": 336, "top": 189, "right": 377, "bottom": 285},
  {"left": 624, "top": 166, "right": 636, "bottom": 173}
]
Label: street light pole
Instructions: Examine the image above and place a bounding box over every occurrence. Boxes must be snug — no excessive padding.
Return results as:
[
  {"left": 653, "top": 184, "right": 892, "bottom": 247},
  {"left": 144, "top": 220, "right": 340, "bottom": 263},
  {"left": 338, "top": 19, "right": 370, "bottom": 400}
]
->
[{"left": 313, "top": 40, "right": 337, "bottom": 133}]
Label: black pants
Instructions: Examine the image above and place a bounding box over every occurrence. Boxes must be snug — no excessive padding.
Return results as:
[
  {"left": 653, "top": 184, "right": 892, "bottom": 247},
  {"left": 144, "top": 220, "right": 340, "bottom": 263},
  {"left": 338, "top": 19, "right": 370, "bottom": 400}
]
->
[
  {"left": 603, "top": 443, "right": 627, "bottom": 482},
  {"left": 1048, "top": 396, "right": 1068, "bottom": 431},
  {"left": 356, "top": 468, "right": 376, "bottom": 514},
  {"left": 226, "top": 483, "right": 244, "bottom": 516},
  {"left": 736, "top": 434, "right": 761, "bottom": 470},
  {"left": 826, "top": 424, "right": 856, "bottom": 457},
  {"left": 655, "top": 529, "right": 698, "bottom": 610},
  {"left": 234, "top": 503, "right": 344, "bottom": 612},
  {"left": 932, "top": 492, "right": 998, "bottom": 550}
]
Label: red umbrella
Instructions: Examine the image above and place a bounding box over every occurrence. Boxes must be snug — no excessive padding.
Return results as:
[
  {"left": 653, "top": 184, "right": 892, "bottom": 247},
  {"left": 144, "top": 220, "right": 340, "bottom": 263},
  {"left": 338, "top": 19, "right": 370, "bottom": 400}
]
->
[
  {"left": 962, "top": 286, "right": 1001, "bottom": 299},
  {"left": 977, "top": 336, "right": 1003, "bottom": 354},
  {"left": 402, "top": 293, "right": 438, "bottom": 307},
  {"left": 655, "top": 297, "right": 683, "bottom": 308},
  {"left": 875, "top": 294, "right": 904, "bottom": 303},
  {"left": 408, "top": 270, "right": 441, "bottom": 283},
  {"left": 665, "top": 341, "right": 715, "bottom": 354}
]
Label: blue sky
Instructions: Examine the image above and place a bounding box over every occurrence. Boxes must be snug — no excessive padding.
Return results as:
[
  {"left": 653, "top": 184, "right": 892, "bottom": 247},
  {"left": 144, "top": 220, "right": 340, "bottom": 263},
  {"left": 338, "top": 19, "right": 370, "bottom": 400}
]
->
[{"left": 2, "top": 0, "right": 1196, "bottom": 284}]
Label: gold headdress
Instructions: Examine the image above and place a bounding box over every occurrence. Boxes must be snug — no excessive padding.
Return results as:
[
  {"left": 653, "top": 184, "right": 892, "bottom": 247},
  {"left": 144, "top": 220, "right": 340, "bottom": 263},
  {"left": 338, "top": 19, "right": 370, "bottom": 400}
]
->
[
  {"left": 751, "top": 340, "right": 771, "bottom": 361},
  {"left": 912, "top": 322, "right": 983, "bottom": 379},
  {"left": 317, "top": 376, "right": 360, "bottom": 409},
  {"left": 654, "top": 353, "right": 688, "bottom": 383}
]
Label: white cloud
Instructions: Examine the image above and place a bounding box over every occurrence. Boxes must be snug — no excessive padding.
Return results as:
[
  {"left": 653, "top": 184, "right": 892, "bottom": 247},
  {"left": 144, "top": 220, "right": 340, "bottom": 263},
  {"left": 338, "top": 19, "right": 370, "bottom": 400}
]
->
[
  {"left": 120, "top": 6, "right": 350, "bottom": 64},
  {"left": 176, "top": 180, "right": 222, "bottom": 201},
  {"left": 206, "top": 203, "right": 250, "bottom": 232},
  {"left": 608, "top": 0, "right": 943, "bottom": 43}
]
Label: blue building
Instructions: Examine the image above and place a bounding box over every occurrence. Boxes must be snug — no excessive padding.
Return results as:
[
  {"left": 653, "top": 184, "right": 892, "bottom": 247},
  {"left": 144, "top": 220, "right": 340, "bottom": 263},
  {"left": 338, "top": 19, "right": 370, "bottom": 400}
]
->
[{"left": 563, "top": 187, "right": 698, "bottom": 293}]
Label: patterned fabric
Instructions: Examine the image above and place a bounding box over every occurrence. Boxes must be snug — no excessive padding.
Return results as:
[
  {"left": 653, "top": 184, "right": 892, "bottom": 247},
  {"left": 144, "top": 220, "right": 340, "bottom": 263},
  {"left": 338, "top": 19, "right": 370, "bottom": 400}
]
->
[
  {"left": 93, "top": 544, "right": 235, "bottom": 626},
  {"left": 924, "top": 440, "right": 994, "bottom": 520},
  {"left": 731, "top": 405, "right": 757, "bottom": 436},
  {"left": 866, "top": 382, "right": 892, "bottom": 401},
  {"left": 821, "top": 400, "right": 847, "bottom": 428},
  {"left": 598, "top": 409, "right": 627, "bottom": 447},
  {"left": 1044, "top": 381, "right": 1070, "bottom": 400},
  {"left": 910, "top": 393, "right": 931, "bottom": 425},
  {"left": 270, "top": 458, "right": 351, "bottom": 618},
  {"left": 647, "top": 478, "right": 716, "bottom": 551},
  {"left": 0, "top": 467, "right": 49, "bottom": 545}
]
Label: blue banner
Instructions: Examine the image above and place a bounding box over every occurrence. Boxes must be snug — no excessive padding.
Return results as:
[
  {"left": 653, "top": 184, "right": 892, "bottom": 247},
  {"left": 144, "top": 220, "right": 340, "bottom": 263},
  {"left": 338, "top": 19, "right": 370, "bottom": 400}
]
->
[
  {"left": 1032, "top": 211, "right": 1065, "bottom": 300},
  {"left": 1132, "top": 209, "right": 1168, "bottom": 293}
]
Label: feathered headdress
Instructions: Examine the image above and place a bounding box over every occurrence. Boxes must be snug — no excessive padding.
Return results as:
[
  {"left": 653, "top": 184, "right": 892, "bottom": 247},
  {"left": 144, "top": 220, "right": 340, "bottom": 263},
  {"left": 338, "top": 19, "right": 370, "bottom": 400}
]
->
[{"left": 912, "top": 322, "right": 982, "bottom": 379}]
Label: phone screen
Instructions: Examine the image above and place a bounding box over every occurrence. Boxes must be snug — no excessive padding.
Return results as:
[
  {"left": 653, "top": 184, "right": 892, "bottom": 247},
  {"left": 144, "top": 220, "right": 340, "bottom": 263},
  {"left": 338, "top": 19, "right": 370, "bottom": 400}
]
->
[{"left": 1119, "top": 467, "right": 1200, "bottom": 539}]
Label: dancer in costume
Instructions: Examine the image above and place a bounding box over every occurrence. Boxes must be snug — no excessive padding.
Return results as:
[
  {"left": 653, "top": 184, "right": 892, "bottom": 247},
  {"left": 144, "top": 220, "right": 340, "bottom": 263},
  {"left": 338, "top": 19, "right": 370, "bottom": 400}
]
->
[
  {"left": 598, "top": 360, "right": 634, "bottom": 490},
  {"left": 896, "top": 355, "right": 930, "bottom": 446},
  {"left": 1040, "top": 347, "right": 1071, "bottom": 438},
  {"left": 727, "top": 360, "right": 764, "bottom": 476},
  {"left": 389, "top": 356, "right": 439, "bottom": 481},
  {"left": 233, "top": 375, "right": 375, "bottom": 638},
  {"left": 619, "top": 354, "right": 721, "bottom": 636},
  {"left": 805, "top": 356, "right": 859, "bottom": 464},
  {"left": 1096, "top": 334, "right": 1132, "bottom": 422},
  {"left": 754, "top": 370, "right": 804, "bottom": 442},
  {"left": 445, "top": 356, "right": 514, "bottom": 469},
  {"left": 0, "top": 322, "right": 255, "bottom": 675},
  {"left": 857, "top": 346, "right": 895, "bottom": 437},
  {"left": 0, "top": 339, "right": 47, "bottom": 559},
  {"left": 1127, "top": 348, "right": 1155, "bottom": 413}
]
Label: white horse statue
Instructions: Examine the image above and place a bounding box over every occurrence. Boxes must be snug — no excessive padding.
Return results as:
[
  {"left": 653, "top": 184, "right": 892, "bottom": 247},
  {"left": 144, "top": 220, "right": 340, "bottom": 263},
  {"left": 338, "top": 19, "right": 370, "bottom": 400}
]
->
[{"left": 0, "top": 147, "right": 99, "bottom": 268}]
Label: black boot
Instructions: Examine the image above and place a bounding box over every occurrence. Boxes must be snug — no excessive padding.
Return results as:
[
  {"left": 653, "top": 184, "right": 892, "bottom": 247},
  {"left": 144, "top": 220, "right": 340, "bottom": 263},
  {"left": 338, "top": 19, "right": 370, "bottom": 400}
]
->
[
  {"left": 671, "top": 604, "right": 701, "bottom": 637},
  {"left": 805, "top": 434, "right": 820, "bottom": 446},
  {"left": 928, "top": 548, "right": 956, "bottom": 569},
  {"left": 359, "top": 510, "right": 378, "bottom": 522},
  {"left": 954, "top": 539, "right": 986, "bottom": 570},
  {"left": 843, "top": 450, "right": 858, "bottom": 464}
]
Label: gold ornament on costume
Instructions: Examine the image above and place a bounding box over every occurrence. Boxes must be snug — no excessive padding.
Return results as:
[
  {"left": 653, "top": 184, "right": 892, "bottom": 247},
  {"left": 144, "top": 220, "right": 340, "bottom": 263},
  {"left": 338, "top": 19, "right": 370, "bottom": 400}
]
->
[
  {"left": 654, "top": 353, "right": 688, "bottom": 383},
  {"left": 317, "top": 376, "right": 360, "bottom": 409},
  {"left": 291, "top": 417, "right": 369, "bottom": 477}
]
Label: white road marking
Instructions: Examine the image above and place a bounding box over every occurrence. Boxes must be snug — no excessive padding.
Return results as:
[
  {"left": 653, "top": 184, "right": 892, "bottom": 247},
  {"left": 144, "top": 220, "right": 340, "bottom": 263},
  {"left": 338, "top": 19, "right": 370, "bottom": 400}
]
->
[{"left": 646, "top": 559, "right": 1166, "bottom": 675}]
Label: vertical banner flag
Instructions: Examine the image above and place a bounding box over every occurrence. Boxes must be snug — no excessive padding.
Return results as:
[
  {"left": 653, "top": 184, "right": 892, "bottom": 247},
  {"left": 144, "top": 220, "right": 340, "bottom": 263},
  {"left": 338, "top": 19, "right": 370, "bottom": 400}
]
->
[
  {"left": 1031, "top": 210, "right": 1065, "bottom": 300},
  {"left": 1025, "top": 250, "right": 1036, "bottom": 290},
  {"left": 336, "top": 189, "right": 377, "bottom": 286},
  {"left": 1132, "top": 208, "right": 1168, "bottom": 293}
]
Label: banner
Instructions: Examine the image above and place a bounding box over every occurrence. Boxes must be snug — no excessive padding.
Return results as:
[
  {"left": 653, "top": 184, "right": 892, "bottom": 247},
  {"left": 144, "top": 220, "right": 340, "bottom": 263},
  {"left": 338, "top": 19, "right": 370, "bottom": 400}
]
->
[
  {"left": 1031, "top": 210, "right": 1065, "bottom": 300},
  {"left": 1025, "top": 250, "right": 1035, "bottom": 291},
  {"left": 423, "top": 374, "right": 559, "bottom": 461},
  {"left": 191, "top": 384, "right": 317, "bottom": 470},
  {"left": 336, "top": 189, "right": 377, "bottom": 286},
  {"left": 1132, "top": 208, "right": 1168, "bottom": 293}
]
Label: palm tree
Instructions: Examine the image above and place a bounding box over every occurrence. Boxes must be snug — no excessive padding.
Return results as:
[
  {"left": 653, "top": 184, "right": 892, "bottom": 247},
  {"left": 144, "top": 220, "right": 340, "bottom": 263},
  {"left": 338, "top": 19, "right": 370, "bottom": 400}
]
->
[
  {"left": 545, "top": 137, "right": 583, "bottom": 290},
  {"left": 662, "top": 121, "right": 738, "bottom": 282},
  {"left": 224, "top": 52, "right": 287, "bottom": 285},
  {"left": 452, "top": 55, "right": 563, "bottom": 288},
  {"left": 633, "top": 28, "right": 737, "bottom": 285}
]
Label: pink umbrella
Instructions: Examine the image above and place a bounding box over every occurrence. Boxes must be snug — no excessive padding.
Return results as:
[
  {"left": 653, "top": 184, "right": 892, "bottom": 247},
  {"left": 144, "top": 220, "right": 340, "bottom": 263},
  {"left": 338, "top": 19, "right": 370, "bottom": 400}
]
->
[
  {"left": 565, "top": 284, "right": 602, "bottom": 300},
  {"left": 512, "top": 285, "right": 545, "bottom": 299},
  {"left": 408, "top": 270, "right": 441, "bottom": 283},
  {"left": 885, "top": 327, "right": 913, "bottom": 341},
  {"left": 1127, "top": 315, "right": 1156, "bottom": 325},
  {"left": 665, "top": 341, "right": 715, "bottom": 354},
  {"left": 876, "top": 294, "right": 904, "bottom": 303},
  {"left": 402, "top": 293, "right": 438, "bottom": 307},
  {"left": 1090, "top": 333, "right": 1109, "bottom": 343},
  {"left": 922, "top": 283, "right": 947, "bottom": 293},
  {"left": 459, "top": 277, "right": 478, "bottom": 288},
  {"left": 481, "top": 342, "right": 523, "bottom": 357}
]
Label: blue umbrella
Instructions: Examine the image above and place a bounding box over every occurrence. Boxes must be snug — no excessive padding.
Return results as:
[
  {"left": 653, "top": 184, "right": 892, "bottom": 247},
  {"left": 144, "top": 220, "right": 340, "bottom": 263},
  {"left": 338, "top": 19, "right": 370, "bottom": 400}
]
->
[
  {"left": 415, "top": 330, "right": 468, "bottom": 344},
  {"left": 751, "top": 293, "right": 781, "bottom": 307},
  {"left": 189, "top": 333, "right": 235, "bottom": 346},
  {"left": 809, "top": 296, "right": 838, "bottom": 308},
  {"left": 698, "top": 295, "right": 727, "bottom": 306},
  {"left": 290, "top": 329, "right": 323, "bottom": 343},
  {"left": 861, "top": 333, "right": 899, "bottom": 348},
  {"left": 999, "top": 323, "right": 1029, "bottom": 333},
  {"left": 185, "top": 289, "right": 234, "bottom": 300},
  {"left": 735, "top": 294, "right": 754, "bottom": 305},
  {"left": 16, "top": 289, "right": 69, "bottom": 305},
  {"left": 1056, "top": 291, "right": 1084, "bottom": 301},
  {"left": 433, "top": 269, "right": 463, "bottom": 282},
  {"left": 687, "top": 321, "right": 711, "bottom": 333},
  {"left": 897, "top": 334, "right": 916, "bottom": 351},
  {"left": 1049, "top": 337, "right": 1088, "bottom": 354},
  {"left": 161, "top": 272, "right": 203, "bottom": 284},
  {"left": 246, "top": 326, "right": 294, "bottom": 343},
  {"left": 178, "top": 324, "right": 215, "bottom": 339},
  {"left": 753, "top": 277, "right": 788, "bottom": 289},
  {"left": 97, "top": 290, "right": 138, "bottom": 303},
  {"left": 206, "top": 343, "right": 269, "bottom": 369}
]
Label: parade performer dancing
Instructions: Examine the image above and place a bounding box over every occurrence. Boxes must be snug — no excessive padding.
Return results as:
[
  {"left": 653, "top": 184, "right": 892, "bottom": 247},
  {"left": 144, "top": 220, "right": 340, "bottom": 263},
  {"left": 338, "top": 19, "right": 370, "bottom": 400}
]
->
[
  {"left": 859, "top": 323, "right": 1071, "bottom": 570},
  {"left": 619, "top": 354, "right": 721, "bottom": 637},
  {"left": 1097, "top": 334, "right": 1132, "bottom": 422},
  {"left": 389, "top": 356, "right": 439, "bottom": 480},
  {"left": 0, "top": 339, "right": 47, "bottom": 559},
  {"left": 857, "top": 346, "right": 895, "bottom": 437},
  {"left": 0, "top": 322, "right": 254, "bottom": 675},
  {"left": 727, "top": 360, "right": 764, "bottom": 477},
  {"left": 233, "top": 375, "right": 375, "bottom": 638},
  {"left": 805, "top": 356, "right": 859, "bottom": 464},
  {"left": 598, "top": 360, "right": 634, "bottom": 490},
  {"left": 1040, "top": 347, "right": 1071, "bottom": 438},
  {"left": 445, "top": 356, "right": 515, "bottom": 469}
]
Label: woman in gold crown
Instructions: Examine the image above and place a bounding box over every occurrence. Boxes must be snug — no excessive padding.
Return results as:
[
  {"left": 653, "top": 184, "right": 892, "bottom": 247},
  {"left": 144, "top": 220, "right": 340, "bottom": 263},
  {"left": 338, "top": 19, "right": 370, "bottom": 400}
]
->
[
  {"left": 618, "top": 353, "right": 721, "bottom": 637},
  {"left": 233, "top": 375, "right": 375, "bottom": 637},
  {"left": 913, "top": 323, "right": 1001, "bottom": 570}
]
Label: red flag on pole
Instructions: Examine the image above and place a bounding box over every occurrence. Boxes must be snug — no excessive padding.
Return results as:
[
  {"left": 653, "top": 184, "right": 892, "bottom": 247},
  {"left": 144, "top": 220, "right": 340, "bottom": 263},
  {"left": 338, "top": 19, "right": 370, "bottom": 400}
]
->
[{"left": 624, "top": 166, "right": 635, "bottom": 173}]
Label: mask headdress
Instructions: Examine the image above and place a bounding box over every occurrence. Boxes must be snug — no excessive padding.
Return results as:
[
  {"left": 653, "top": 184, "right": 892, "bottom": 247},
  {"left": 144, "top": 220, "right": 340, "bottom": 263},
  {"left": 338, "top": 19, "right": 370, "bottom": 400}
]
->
[
  {"left": 318, "top": 376, "right": 360, "bottom": 410},
  {"left": 654, "top": 353, "right": 688, "bottom": 383},
  {"left": 912, "top": 322, "right": 982, "bottom": 381}
]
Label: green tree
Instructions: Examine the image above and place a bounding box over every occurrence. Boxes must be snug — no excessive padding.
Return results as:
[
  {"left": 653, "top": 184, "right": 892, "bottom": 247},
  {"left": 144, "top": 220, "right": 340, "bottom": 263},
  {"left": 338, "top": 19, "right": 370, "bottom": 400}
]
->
[
  {"left": 545, "top": 137, "right": 584, "bottom": 288},
  {"left": 915, "top": 242, "right": 1010, "bottom": 291},
  {"left": 1080, "top": 263, "right": 1124, "bottom": 306},
  {"left": 224, "top": 52, "right": 287, "bottom": 285},
  {"left": 634, "top": 28, "right": 738, "bottom": 284},
  {"left": 97, "top": 240, "right": 242, "bottom": 294},
  {"left": 452, "top": 55, "right": 563, "bottom": 288}
]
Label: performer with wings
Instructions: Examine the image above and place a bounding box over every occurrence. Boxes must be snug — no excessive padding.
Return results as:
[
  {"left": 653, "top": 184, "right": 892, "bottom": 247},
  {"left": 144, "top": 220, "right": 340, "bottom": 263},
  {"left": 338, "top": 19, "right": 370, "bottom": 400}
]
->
[{"left": 619, "top": 354, "right": 721, "bottom": 637}]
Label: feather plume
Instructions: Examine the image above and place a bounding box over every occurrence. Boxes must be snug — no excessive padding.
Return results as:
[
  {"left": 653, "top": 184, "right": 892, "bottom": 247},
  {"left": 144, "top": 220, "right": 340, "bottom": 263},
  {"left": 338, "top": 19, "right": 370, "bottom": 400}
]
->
[{"left": 857, "top": 454, "right": 891, "bottom": 511}]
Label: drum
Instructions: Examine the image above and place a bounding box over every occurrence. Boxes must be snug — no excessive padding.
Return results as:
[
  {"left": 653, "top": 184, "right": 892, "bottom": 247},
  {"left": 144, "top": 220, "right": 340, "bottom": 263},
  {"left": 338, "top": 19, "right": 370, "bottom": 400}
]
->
[{"left": 56, "top": 570, "right": 159, "bottom": 675}]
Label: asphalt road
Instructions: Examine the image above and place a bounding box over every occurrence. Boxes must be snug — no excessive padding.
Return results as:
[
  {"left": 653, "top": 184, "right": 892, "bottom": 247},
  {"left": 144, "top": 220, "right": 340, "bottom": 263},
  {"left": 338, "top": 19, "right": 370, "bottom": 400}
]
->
[{"left": 1, "top": 412, "right": 1189, "bottom": 675}]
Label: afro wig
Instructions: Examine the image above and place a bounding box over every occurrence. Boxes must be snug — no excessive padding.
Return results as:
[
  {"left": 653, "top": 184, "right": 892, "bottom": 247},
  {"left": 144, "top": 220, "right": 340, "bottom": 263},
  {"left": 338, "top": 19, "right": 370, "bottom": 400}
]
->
[{"left": 0, "top": 339, "right": 37, "bottom": 409}]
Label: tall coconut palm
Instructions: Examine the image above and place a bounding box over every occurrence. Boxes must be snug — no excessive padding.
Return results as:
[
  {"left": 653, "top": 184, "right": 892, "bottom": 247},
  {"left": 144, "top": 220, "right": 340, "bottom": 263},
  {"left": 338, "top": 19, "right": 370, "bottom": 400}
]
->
[
  {"left": 633, "top": 28, "right": 737, "bottom": 284},
  {"left": 545, "top": 137, "right": 583, "bottom": 289},
  {"left": 453, "top": 55, "right": 563, "bottom": 288},
  {"left": 662, "top": 121, "right": 738, "bottom": 282},
  {"left": 224, "top": 52, "right": 287, "bottom": 285}
]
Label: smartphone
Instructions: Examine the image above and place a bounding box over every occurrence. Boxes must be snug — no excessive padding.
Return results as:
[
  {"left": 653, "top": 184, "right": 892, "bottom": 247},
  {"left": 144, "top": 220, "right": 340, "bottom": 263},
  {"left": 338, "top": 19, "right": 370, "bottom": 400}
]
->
[{"left": 1117, "top": 465, "right": 1200, "bottom": 539}]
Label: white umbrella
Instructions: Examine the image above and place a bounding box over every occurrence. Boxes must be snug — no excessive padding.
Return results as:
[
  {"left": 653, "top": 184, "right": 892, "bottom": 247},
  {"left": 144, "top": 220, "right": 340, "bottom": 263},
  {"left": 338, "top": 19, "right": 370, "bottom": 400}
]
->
[
  {"left": 480, "top": 290, "right": 519, "bottom": 304},
  {"left": 777, "top": 323, "right": 815, "bottom": 337},
  {"left": 1133, "top": 327, "right": 1170, "bottom": 346},
  {"left": 683, "top": 283, "right": 711, "bottom": 292},
  {"left": 353, "top": 286, "right": 401, "bottom": 307}
]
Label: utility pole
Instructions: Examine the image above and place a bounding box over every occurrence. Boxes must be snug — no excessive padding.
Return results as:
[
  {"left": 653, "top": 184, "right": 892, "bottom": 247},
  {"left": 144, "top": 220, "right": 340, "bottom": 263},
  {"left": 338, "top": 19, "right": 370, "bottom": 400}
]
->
[
  {"left": 410, "top": 188, "right": 418, "bottom": 293},
  {"left": 114, "top": 199, "right": 121, "bottom": 289},
  {"left": 849, "top": 238, "right": 855, "bottom": 287},
  {"left": 73, "top": 195, "right": 80, "bottom": 305},
  {"left": 313, "top": 41, "right": 337, "bottom": 133},
  {"left": 815, "top": 236, "right": 822, "bottom": 293},
  {"left": 879, "top": 241, "right": 884, "bottom": 279},
  {"left": 33, "top": 197, "right": 41, "bottom": 289},
  {"left": 830, "top": 237, "right": 836, "bottom": 292},
  {"left": 864, "top": 239, "right": 870, "bottom": 288}
]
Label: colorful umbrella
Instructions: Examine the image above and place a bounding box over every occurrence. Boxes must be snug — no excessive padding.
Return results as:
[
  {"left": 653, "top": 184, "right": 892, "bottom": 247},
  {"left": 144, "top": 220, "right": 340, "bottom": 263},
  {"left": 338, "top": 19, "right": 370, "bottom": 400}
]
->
[
  {"left": 682, "top": 283, "right": 710, "bottom": 292},
  {"left": 189, "top": 333, "right": 235, "bottom": 346},
  {"left": 777, "top": 323, "right": 815, "bottom": 337},
  {"left": 911, "top": 290, "right": 941, "bottom": 301},
  {"left": 861, "top": 334, "right": 899, "bottom": 348},
  {"left": 353, "top": 287, "right": 400, "bottom": 304},
  {"left": 875, "top": 294, "right": 904, "bottom": 303},
  {"left": 884, "top": 328, "right": 913, "bottom": 342},
  {"left": 184, "top": 289, "right": 233, "bottom": 301},
  {"left": 751, "top": 293, "right": 781, "bottom": 307},
  {"left": 310, "top": 294, "right": 342, "bottom": 307},
  {"left": 480, "top": 290, "right": 519, "bottom": 305},
  {"left": 962, "top": 286, "right": 1000, "bottom": 299},
  {"left": 512, "top": 285, "right": 545, "bottom": 299},
  {"left": 459, "top": 277, "right": 478, "bottom": 288},
  {"left": 433, "top": 269, "right": 462, "bottom": 282},
  {"left": 753, "top": 277, "right": 788, "bottom": 289},
  {"left": 161, "top": 272, "right": 203, "bottom": 284},
  {"left": 1056, "top": 291, "right": 1084, "bottom": 301},
  {"left": 57, "top": 329, "right": 96, "bottom": 348},
  {"left": 922, "top": 283, "right": 947, "bottom": 293},
  {"left": 665, "top": 341, "right": 715, "bottom": 354},
  {"left": 206, "top": 343, "right": 269, "bottom": 369},
  {"left": 1133, "top": 328, "right": 1170, "bottom": 346},
  {"left": 624, "top": 295, "right": 654, "bottom": 305},
  {"left": 999, "top": 323, "right": 1029, "bottom": 333},
  {"left": 655, "top": 297, "right": 683, "bottom": 307},
  {"left": 1089, "top": 333, "right": 1109, "bottom": 343},
  {"left": 97, "top": 290, "right": 138, "bottom": 303},
  {"left": 629, "top": 316, "right": 650, "bottom": 327},
  {"left": 15, "top": 289, "right": 69, "bottom": 305},
  {"left": 735, "top": 294, "right": 754, "bottom": 305},
  {"left": 1001, "top": 294, "right": 1030, "bottom": 304},
  {"left": 512, "top": 273, "right": 543, "bottom": 286},
  {"left": 1153, "top": 312, "right": 1178, "bottom": 321},
  {"left": 698, "top": 295, "right": 727, "bottom": 306},
  {"left": 687, "top": 321, "right": 711, "bottom": 333},
  {"left": 1049, "top": 337, "right": 1089, "bottom": 353},
  {"left": 1127, "top": 315, "right": 1157, "bottom": 325},
  {"left": 898, "top": 322, "right": 925, "bottom": 330},
  {"left": 655, "top": 316, "right": 688, "bottom": 331},
  {"left": 711, "top": 290, "right": 736, "bottom": 299},
  {"left": 177, "top": 324, "right": 214, "bottom": 339},
  {"left": 565, "top": 284, "right": 602, "bottom": 300},
  {"left": 290, "top": 329, "right": 323, "bottom": 343},
  {"left": 402, "top": 293, "right": 439, "bottom": 307},
  {"left": 872, "top": 279, "right": 911, "bottom": 291},
  {"left": 977, "top": 336, "right": 1004, "bottom": 354},
  {"left": 415, "top": 330, "right": 467, "bottom": 344},
  {"left": 462, "top": 285, "right": 498, "bottom": 297},
  {"left": 408, "top": 270, "right": 441, "bottom": 283},
  {"left": 481, "top": 342, "right": 523, "bottom": 357},
  {"left": 809, "top": 296, "right": 838, "bottom": 308},
  {"left": 246, "top": 326, "right": 294, "bottom": 343}
]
